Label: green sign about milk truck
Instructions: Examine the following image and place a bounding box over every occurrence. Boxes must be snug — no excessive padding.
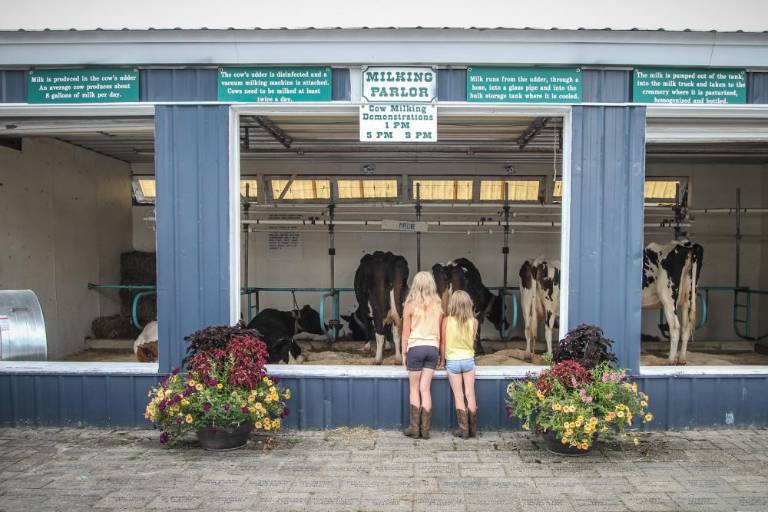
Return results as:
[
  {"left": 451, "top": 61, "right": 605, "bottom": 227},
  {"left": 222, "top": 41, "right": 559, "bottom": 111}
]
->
[
  {"left": 633, "top": 68, "right": 746, "bottom": 104},
  {"left": 467, "top": 68, "right": 582, "bottom": 103},
  {"left": 27, "top": 69, "right": 139, "bottom": 104}
]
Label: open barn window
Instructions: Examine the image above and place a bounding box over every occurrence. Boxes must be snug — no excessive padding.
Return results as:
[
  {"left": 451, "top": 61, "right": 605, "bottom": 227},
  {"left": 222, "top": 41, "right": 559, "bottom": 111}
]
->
[
  {"left": 479, "top": 179, "right": 543, "bottom": 202},
  {"left": 269, "top": 178, "right": 332, "bottom": 201},
  {"left": 336, "top": 178, "right": 399, "bottom": 200},
  {"left": 410, "top": 179, "right": 473, "bottom": 201}
]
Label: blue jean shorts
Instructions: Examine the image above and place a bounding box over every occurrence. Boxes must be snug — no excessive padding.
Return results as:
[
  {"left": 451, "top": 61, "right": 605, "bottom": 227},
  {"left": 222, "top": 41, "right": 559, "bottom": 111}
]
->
[{"left": 446, "top": 358, "right": 475, "bottom": 374}]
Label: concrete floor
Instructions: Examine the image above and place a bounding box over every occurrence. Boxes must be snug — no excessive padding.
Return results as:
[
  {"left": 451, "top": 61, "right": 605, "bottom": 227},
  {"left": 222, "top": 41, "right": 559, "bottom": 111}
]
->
[{"left": 0, "top": 427, "right": 767, "bottom": 511}]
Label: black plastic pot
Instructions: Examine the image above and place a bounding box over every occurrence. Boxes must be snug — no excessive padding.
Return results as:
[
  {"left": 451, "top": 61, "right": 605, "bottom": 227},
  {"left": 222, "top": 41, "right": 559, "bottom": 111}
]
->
[
  {"left": 542, "top": 429, "right": 594, "bottom": 456},
  {"left": 197, "top": 422, "right": 254, "bottom": 451}
]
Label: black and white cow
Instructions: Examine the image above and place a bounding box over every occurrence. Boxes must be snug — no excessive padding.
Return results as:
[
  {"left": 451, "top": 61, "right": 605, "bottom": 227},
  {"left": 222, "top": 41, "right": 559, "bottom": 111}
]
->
[
  {"left": 642, "top": 240, "right": 703, "bottom": 365},
  {"left": 519, "top": 259, "right": 561, "bottom": 359},
  {"left": 345, "top": 251, "right": 409, "bottom": 365},
  {"left": 431, "top": 258, "right": 508, "bottom": 355},
  {"left": 246, "top": 305, "right": 324, "bottom": 364}
]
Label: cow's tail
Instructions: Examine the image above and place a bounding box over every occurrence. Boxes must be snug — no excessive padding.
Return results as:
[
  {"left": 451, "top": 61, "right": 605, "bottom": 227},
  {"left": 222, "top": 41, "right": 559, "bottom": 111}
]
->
[{"left": 687, "top": 248, "right": 699, "bottom": 335}]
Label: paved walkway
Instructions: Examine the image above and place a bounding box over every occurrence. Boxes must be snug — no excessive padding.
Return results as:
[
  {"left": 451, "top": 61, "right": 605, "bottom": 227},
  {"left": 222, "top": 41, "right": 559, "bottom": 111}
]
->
[{"left": 0, "top": 427, "right": 767, "bottom": 511}]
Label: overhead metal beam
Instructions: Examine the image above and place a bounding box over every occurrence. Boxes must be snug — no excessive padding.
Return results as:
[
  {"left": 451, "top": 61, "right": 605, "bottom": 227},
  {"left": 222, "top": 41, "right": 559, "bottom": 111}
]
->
[
  {"left": 516, "top": 117, "right": 550, "bottom": 150},
  {"left": 251, "top": 115, "right": 293, "bottom": 149}
]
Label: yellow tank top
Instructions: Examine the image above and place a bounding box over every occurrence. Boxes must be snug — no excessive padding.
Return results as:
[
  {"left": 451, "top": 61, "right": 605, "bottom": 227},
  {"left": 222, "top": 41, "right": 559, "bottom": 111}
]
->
[
  {"left": 407, "top": 302, "right": 441, "bottom": 348},
  {"left": 445, "top": 317, "right": 476, "bottom": 360}
]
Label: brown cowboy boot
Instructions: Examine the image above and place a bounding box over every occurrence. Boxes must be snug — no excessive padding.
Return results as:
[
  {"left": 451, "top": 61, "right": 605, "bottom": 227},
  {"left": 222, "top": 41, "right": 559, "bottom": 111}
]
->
[
  {"left": 453, "top": 409, "right": 469, "bottom": 438},
  {"left": 468, "top": 408, "right": 478, "bottom": 438},
  {"left": 403, "top": 404, "right": 420, "bottom": 438},
  {"left": 420, "top": 407, "right": 432, "bottom": 439}
]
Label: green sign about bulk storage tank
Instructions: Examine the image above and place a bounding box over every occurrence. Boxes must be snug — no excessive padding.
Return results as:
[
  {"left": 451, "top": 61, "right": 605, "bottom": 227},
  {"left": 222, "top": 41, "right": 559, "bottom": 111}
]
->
[
  {"left": 218, "top": 67, "right": 332, "bottom": 102},
  {"left": 633, "top": 68, "right": 746, "bottom": 104},
  {"left": 28, "top": 69, "right": 139, "bottom": 104},
  {"left": 467, "top": 67, "right": 581, "bottom": 103}
]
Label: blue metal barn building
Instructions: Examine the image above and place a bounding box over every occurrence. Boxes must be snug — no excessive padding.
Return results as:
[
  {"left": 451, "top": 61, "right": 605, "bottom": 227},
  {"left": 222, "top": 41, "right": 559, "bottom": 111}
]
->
[{"left": 1, "top": 27, "right": 767, "bottom": 430}]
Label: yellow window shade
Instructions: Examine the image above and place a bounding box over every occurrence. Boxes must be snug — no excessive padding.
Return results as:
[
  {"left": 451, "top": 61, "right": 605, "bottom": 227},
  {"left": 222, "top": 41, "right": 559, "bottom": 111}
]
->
[
  {"left": 480, "top": 180, "right": 540, "bottom": 201},
  {"left": 271, "top": 179, "right": 331, "bottom": 200},
  {"left": 337, "top": 179, "right": 398, "bottom": 199},
  {"left": 644, "top": 180, "right": 679, "bottom": 200},
  {"left": 240, "top": 179, "right": 259, "bottom": 199},
  {"left": 412, "top": 179, "right": 473, "bottom": 201},
  {"left": 137, "top": 178, "right": 156, "bottom": 199},
  {"left": 553, "top": 179, "right": 563, "bottom": 198}
]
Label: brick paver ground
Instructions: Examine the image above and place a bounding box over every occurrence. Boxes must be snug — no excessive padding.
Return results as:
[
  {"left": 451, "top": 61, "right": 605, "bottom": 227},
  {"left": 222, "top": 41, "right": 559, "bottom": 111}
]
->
[{"left": 0, "top": 427, "right": 767, "bottom": 511}]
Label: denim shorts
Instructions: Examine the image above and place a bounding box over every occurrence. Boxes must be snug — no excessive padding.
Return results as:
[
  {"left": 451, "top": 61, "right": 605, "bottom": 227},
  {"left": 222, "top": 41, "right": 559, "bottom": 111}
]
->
[
  {"left": 406, "top": 345, "right": 439, "bottom": 371},
  {"left": 445, "top": 358, "right": 475, "bottom": 374}
]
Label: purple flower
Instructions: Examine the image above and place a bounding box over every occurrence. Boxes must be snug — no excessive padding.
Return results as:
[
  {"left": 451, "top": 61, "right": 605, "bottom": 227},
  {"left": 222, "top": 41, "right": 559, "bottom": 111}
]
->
[
  {"left": 173, "top": 394, "right": 182, "bottom": 403},
  {"left": 208, "top": 378, "right": 218, "bottom": 387},
  {"left": 159, "top": 376, "right": 168, "bottom": 386},
  {"left": 203, "top": 403, "right": 211, "bottom": 412},
  {"left": 182, "top": 388, "right": 191, "bottom": 397},
  {"left": 171, "top": 368, "right": 180, "bottom": 376},
  {"left": 281, "top": 407, "right": 290, "bottom": 418},
  {"left": 224, "top": 403, "right": 231, "bottom": 411},
  {"left": 272, "top": 376, "right": 280, "bottom": 384},
  {"left": 158, "top": 400, "right": 167, "bottom": 411},
  {"left": 159, "top": 432, "right": 169, "bottom": 444},
  {"left": 241, "top": 407, "right": 249, "bottom": 414}
]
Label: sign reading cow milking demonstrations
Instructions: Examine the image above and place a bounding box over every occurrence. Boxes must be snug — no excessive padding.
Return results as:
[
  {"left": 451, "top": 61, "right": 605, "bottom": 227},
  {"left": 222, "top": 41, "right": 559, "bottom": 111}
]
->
[
  {"left": 633, "top": 68, "right": 747, "bottom": 104},
  {"left": 217, "top": 67, "right": 332, "bottom": 102},
  {"left": 360, "top": 66, "right": 438, "bottom": 142},
  {"left": 466, "top": 67, "right": 582, "bottom": 103},
  {"left": 27, "top": 69, "right": 139, "bottom": 103}
]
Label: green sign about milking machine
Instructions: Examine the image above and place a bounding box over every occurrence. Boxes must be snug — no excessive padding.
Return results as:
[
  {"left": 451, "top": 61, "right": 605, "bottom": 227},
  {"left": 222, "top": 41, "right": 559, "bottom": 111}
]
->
[
  {"left": 467, "top": 67, "right": 582, "bottom": 103},
  {"left": 217, "top": 67, "right": 333, "bottom": 102},
  {"left": 633, "top": 68, "right": 746, "bottom": 104},
  {"left": 27, "top": 69, "right": 139, "bottom": 104}
]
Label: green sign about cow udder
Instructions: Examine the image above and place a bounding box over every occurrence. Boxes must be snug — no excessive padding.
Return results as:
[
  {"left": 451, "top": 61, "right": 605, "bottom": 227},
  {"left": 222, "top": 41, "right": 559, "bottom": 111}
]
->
[
  {"left": 633, "top": 68, "right": 746, "bottom": 104},
  {"left": 467, "top": 68, "right": 581, "bottom": 103},
  {"left": 218, "top": 67, "right": 332, "bottom": 102},
  {"left": 28, "top": 69, "right": 139, "bottom": 104}
]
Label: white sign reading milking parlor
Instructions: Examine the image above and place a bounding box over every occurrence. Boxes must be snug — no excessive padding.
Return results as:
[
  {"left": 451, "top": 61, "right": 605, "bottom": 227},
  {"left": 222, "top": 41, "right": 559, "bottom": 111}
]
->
[{"left": 360, "top": 66, "right": 437, "bottom": 142}]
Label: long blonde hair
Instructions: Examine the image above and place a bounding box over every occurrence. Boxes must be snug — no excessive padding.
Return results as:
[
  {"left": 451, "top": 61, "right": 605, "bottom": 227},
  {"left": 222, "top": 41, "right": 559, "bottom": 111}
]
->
[
  {"left": 405, "top": 271, "right": 441, "bottom": 311},
  {"left": 448, "top": 290, "right": 476, "bottom": 337}
]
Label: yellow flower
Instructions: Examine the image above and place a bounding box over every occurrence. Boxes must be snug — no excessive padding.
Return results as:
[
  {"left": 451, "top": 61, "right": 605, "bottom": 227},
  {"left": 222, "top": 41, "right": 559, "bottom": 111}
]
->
[
  {"left": 195, "top": 383, "right": 204, "bottom": 392},
  {"left": 181, "top": 399, "right": 190, "bottom": 406},
  {"left": 606, "top": 412, "right": 616, "bottom": 421},
  {"left": 644, "top": 413, "right": 654, "bottom": 422},
  {"left": 216, "top": 383, "right": 223, "bottom": 390},
  {"left": 185, "top": 414, "right": 193, "bottom": 424},
  {"left": 240, "top": 402, "right": 248, "bottom": 408},
  {"left": 561, "top": 438, "right": 568, "bottom": 445},
  {"left": 255, "top": 421, "right": 263, "bottom": 429},
  {"left": 632, "top": 383, "right": 638, "bottom": 393},
  {"left": 581, "top": 442, "right": 589, "bottom": 450},
  {"left": 248, "top": 406, "right": 256, "bottom": 414},
  {"left": 535, "top": 390, "right": 545, "bottom": 401},
  {"left": 641, "top": 400, "right": 648, "bottom": 408},
  {"left": 263, "top": 421, "right": 271, "bottom": 431},
  {"left": 263, "top": 377, "right": 272, "bottom": 385},
  {"left": 575, "top": 416, "right": 584, "bottom": 427},
  {"left": 616, "top": 410, "right": 625, "bottom": 418},
  {"left": 265, "top": 395, "right": 273, "bottom": 404},
  {"left": 248, "top": 394, "right": 256, "bottom": 403},
  {"left": 272, "top": 418, "right": 281, "bottom": 429},
  {"left": 187, "top": 380, "right": 196, "bottom": 387},
  {"left": 568, "top": 406, "right": 577, "bottom": 413},
  {"left": 256, "top": 403, "right": 265, "bottom": 412},
  {"left": 284, "top": 390, "right": 291, "bottom": 400},
  {"left": 564, "top": 422, "right": 571, "bottom": 429},
  {"left": 527, "top": 381, "right": 533, "bottom": 388},
  {"left": 589, "top": 417, "right": 598, "bottom": 425},
  {"left": 601, "top": 426, "right": 608, "bottom": 433},
  {"left": 633, "top": 437, "right": 640, "bottom": 446},
  {"left": 522, "top": 423, "right": 530, "bottom": 431}
]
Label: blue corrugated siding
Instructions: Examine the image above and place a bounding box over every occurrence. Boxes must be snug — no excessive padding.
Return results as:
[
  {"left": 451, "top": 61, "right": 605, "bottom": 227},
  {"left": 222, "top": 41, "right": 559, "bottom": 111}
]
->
[
  {"left": 568, "top": 106, "right": 645, "bottom": 372},
  {"left": 437, "top": 69, "right": 467, "bottom": 101},
  {"left": 748, "top": 72, "right": 768, "bottom": 104},
  {"left": 140, "top": 69, "right": 217, "bottom": 102},
  {"left": 154, "top": 106, "right": 234, "bottom": 372},
  {"left": 0, "top": 70, "right": 26, "bottom": 103},
  {"left": 331, "top": 68, "right": 351, "bottom": 101},
  {"left": 582, "top": 69, "right": 631, "bottom": 103}
]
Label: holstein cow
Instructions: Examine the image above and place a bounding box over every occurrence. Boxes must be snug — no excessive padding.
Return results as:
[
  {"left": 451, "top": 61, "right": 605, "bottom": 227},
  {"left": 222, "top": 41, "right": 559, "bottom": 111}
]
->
[
  {"left": 519, "top": 259, "right": 561, "bottom": 360},
  {"left": 346, "top": 251, "right": 409, "bottom": 365},
  {"left": 134, "top": 320, "right": 158, "bottom": 362},
  {"left": 431, "top": 258, "right": 508, "bottom": 355},
  {"left": 246, "top": 305, "right": 324, "bottom": 364},
  {"left": 642, "top": 240, "right": 703, "bottom": 365}
]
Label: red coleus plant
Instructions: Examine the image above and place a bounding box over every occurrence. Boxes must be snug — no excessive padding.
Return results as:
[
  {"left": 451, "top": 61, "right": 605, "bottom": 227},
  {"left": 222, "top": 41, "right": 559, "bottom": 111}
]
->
[
  {"left": 537, "top": 360, "right": 592, "bottom": 393},
  {"left": 187, "top": 335, "right": 269, "bottom": 391}
]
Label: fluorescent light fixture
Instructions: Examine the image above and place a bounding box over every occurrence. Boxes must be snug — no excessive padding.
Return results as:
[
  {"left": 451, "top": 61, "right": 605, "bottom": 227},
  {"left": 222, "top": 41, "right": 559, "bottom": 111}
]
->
[
  {"left": 337, "top": 179, "right": 398, "bottom": 199},
  {"left": 479, "top": 180, "right": 541, "bottom": 202},
  {"left": 412, "top": 179, "right": 473, "bottom": 201}
]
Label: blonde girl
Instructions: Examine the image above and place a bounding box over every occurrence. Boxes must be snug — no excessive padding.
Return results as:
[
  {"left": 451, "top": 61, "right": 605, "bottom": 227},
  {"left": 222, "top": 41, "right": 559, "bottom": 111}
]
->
[
  {"left": 440, "top": 290, "right": 479, "bottom": 438},
  {"left": 401, "top": 271, "right": 443, "bottom": 439}
]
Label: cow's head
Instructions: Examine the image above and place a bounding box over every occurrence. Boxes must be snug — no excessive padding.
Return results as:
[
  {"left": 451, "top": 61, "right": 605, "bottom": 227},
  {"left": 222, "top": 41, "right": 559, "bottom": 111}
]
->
[
  {"left": 296, "top": 305, "right": 323, "bottom": 335},
  {"left": 486, "top": 292, "right": 509, "bottom": 334},
  {"left": 431, "top": 263, "right": 452, "bottom": 312},
  {"left": 342, "top": 310, "right": 371, "bottom": 341}
]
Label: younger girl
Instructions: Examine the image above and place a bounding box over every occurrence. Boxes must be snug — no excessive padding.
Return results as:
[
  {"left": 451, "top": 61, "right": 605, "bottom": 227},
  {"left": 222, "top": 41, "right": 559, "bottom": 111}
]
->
[
  {"left": 441, "top": 290, "right": 479, "bottom": 438},
  {"left": 401, "top": 271, "right": 443, "bottom": 439}
]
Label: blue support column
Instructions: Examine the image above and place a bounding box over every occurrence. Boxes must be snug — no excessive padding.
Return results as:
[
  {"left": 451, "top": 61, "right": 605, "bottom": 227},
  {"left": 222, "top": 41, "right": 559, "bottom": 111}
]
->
[
  {"left": 567, "top": 106, "right": 646, "bottom": 373},
  {"left": 155, "top": 105, "right": 235, "bottom": 373}
]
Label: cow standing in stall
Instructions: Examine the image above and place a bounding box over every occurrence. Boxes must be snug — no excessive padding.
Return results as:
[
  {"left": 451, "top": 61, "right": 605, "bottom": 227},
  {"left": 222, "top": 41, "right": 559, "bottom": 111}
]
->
[
  {"left": 519, "top": 259, "right": 561, "bottom": 360},
  {"left": 246, "top": 305, "right": 324, "bottom": 364},
  {"left": 347, "top": 251, "right": 410, "bottom": 365},
  {"left": 642, "top": 240, "right": 703, "bottom": 365},
  {"left": 431, "top": 258, "right": 508, "bottom": 355}
]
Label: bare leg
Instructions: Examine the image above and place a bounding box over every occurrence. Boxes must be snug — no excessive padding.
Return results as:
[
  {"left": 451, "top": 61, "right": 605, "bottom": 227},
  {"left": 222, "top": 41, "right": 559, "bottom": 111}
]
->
[
  {"left": 463, "top": 371, "right": 477, "bottom": 413},
  {"left": 408, "top": 371, "right": 422, "bottom": 408},
  {"left": 447, "top": 372, "right": 466, "bottom": 411},
  {"left": 374, "top": 333, "right": 385, "bottom": 365},
  {"left": 419, "top": 369, "right": 435, "bottom": 412},
  {"left": 660, "top": 295, "right": 680, "bottom": 364},
  {"left": 680, "top": 304, "right": 691, "bottom": 365}
]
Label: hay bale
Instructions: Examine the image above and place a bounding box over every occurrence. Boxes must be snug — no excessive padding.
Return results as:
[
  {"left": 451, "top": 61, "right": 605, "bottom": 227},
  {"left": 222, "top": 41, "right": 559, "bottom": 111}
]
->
[{"left": 91, "top": 314, "right": 140, "bottom": 339}]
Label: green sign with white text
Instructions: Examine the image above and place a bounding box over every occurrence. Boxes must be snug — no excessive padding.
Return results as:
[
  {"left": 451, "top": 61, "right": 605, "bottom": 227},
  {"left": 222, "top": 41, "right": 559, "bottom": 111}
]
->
[
  {"left": 27, "top": 69, "right": 139, "bottom": 104},
  {"left": 633, "top": 68, "right": 746, "bottom": 104},
  {"left": 467, "top": 67, "right": 581, "bottom": 103},
  {"left": 218, "top": 67, "right": 332, "bottom": 102}
]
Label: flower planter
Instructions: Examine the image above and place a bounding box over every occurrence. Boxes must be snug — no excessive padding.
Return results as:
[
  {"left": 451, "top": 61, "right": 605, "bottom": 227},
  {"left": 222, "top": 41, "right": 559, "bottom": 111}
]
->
[
  {"left": 197, "top": 422, "right": 254, "bottom": 451},
  {"left": 542, "top": 429, "right": 594, "bottom": 456}
]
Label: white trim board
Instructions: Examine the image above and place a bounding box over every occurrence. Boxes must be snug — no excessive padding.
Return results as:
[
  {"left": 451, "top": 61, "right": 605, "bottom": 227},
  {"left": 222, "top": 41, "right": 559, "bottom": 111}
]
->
[{"left": 0, "top": 361, "right": 159, "bottom": 375}]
